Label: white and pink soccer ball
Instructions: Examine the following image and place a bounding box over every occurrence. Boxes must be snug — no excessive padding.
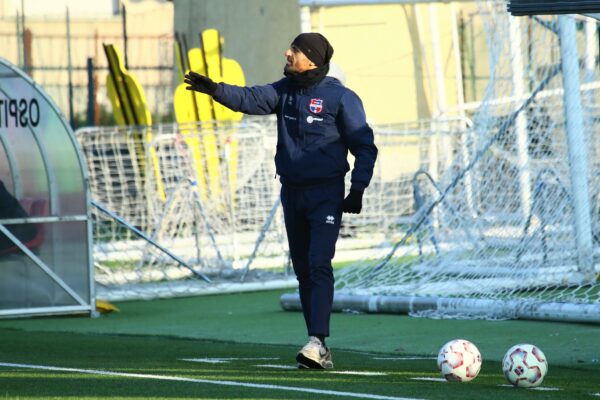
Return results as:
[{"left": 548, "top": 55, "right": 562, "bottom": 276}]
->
[
  {"left": 502, "top": 343, "right": 548, "bottom": 388},
  {"left": 437, "top": 339, "right": 482, "bottom": 382}
]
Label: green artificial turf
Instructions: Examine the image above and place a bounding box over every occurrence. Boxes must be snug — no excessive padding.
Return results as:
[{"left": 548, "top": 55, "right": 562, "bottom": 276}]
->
[
  {"left": 0, "top": 290, "right": 598, "bottom": 367},
  {"left": 0, "top": 290, "right": 599, "bottom": 399},
  {"left": 0, "top": 329, "right": 599, "bottom": 400}
]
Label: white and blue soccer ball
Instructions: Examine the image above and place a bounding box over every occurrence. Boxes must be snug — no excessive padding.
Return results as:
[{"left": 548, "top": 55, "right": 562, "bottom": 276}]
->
[
  {"left": 437, "top": 339, "right": 482, "bottom": 382},
  {"left": 502, "top": 343, "right": 548, "bottom": 388}
]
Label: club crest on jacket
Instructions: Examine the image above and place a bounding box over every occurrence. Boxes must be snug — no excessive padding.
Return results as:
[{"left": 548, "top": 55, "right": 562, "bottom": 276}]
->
[{"left": 309, "top": 98, "right": 323, "bottom": 113}]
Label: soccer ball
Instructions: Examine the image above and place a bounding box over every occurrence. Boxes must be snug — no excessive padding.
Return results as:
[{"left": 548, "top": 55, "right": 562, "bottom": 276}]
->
[
  {"left": 502, "top": 344, "right": 548, "bottom": 388},
  {"left": 437, "top": 339, "right": 482, "bottom": 382}
]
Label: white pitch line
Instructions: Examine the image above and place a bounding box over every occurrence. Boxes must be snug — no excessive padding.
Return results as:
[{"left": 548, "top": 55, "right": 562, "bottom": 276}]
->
[
  {"left": 411, "top": 377, "right": 447, "bottom": 382},
  {"left": 497, "top": 384, "right": 561, "bottom": 391},
  {"left": 374, "top": 357, "right": 436, "bottom": 361},
  {"left": 0, "top": 362, "right": 427, "bottom": 400},
  {"left": 330, "top": 371, "right": 388, "bottom": 376},
  {"left": 256, "top": 364, "right": 298, "bottom": 370},
  {"left": 592, "top": 393, "right": 600, "bottom": 397},
  {"left": 180, "top": 357, "right": 279, "bottom": 364}
]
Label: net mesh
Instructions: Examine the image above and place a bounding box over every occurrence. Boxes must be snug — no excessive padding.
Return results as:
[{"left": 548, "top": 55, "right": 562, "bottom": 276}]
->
[
  {"left": 78, "top": 118, "right": 293, "bottom": 300},
  {"left": 333, "top": 4, "right": 600, "bottom": 319},
  {"left": 77, "top": 116, "right": 468, "bottom": 301}
]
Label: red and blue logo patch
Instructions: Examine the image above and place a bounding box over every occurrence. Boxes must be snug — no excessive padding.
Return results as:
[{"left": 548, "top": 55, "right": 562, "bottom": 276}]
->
[{"left": 309, "top": 98, "right": 323, "bottom": 114}]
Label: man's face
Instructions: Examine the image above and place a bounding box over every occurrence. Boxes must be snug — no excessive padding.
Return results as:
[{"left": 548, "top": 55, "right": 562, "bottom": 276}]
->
[{"left": 284, "top": 45, "right": 316, "bottom": 74}]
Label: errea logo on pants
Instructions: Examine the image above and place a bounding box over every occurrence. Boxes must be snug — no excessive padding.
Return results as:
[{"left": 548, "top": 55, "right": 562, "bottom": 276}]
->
[{"left": 326, "top": 215, "right": 335, "bottom": 225}]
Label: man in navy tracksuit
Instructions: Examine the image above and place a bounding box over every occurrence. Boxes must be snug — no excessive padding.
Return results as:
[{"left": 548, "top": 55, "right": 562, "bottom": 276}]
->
[{"left": 185, "top": 33, "right": 377, "bottom": 369}]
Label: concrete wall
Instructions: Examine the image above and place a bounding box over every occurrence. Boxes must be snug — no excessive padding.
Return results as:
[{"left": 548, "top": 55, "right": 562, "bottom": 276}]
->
[
  {"left": 173, "top": 0, "right": 300, "bottom": 86},
  {"left": 304, "top": 2, "right": 482, "bottom": 124}
]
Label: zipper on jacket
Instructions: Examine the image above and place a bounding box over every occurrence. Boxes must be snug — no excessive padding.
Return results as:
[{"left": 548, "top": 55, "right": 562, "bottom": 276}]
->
[{"left": 297, "top": 92, "right": 305, "bottom": 148}]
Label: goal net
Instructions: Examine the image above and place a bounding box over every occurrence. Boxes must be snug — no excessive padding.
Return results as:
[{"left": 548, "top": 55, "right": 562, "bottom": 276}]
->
[
  {"left": 77, "top": 118, "right": 293, "bottom": 300},
  {"left": 284, "top": 2, "right": 600, "bottom": 322},
  {"left": 77, "top": 116, "right": 465, "bottom": 301}
]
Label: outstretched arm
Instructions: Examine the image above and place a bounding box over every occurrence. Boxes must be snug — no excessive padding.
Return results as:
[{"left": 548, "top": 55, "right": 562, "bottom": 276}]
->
[
  {"left": 185, "top": 71, "right": 283, "bottom": 115},
  {"left": 184, "top": 71, "right": 218, "bottom": 94}
]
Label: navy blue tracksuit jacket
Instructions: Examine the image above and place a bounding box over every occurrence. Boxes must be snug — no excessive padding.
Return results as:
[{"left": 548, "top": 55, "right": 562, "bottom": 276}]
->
[{"left": 213, "top": 75, "right": 377, "bottom": 337}]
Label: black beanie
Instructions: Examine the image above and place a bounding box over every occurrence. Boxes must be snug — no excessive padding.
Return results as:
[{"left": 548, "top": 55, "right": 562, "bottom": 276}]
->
[{"left": 291, "top": 33, "right": 334, "bottom": 67}]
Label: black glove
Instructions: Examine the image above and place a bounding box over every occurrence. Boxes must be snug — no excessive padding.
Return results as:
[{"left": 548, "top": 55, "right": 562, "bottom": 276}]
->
[
  {"left": 184, "top": 71, "right": 218, "bottom": 95},
  {"left": 342, "top": 190, "right": 363, "bottom": 214}
]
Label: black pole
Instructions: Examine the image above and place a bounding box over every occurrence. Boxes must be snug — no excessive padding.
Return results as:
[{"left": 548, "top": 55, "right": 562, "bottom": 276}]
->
[
  {"left": 217, "top": 31, "right": 223, "bottom": 77},
  {"left": 103, "top": 44, "right": 132, "bottom": 125},
  {"left": 182, "top": 34, "right": 200, "bottom": 121},
  {"left": 199, "top": 32, "right": 217, "bottom": 120},
  {"left": 86, "top": 57, "right": 95, "bottom": 126},
  {"left": 122, "top": 3, "right": 128, "bottom": 70},
  {"left": 20, "top": 0, "right": 25, "bottom": 69},
  {"left": 16, "top": 10, "right": 21, "bottom": 68},
  {"left": 66, "top": 7, "right": 74, "bottom": 129}
]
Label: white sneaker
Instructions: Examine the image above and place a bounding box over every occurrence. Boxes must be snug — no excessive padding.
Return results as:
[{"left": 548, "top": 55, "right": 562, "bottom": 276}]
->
[{"left": 296, "top": 336, "right": 333, "bottom": 369}]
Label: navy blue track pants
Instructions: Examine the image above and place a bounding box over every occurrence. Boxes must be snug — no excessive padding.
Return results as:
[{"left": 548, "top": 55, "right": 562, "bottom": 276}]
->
[{"left": 281, "top": 181, "right": 345, "bottom": 338}]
